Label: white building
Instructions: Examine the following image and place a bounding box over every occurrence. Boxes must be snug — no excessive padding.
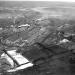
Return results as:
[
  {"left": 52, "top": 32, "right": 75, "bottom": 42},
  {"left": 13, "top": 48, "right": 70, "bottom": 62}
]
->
[
  {"left": 18, "top": 24, "right": 30, "bottom": 28},
  {"left": 1, "top": 50, "right": 33, "bottom": 72},
  {"left": 0, "top": 27, "right": 2, "bottom": 31}
]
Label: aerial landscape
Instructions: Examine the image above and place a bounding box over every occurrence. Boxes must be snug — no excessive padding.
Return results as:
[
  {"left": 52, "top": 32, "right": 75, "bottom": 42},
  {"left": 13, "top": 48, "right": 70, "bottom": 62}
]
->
[{"left": 0, "top": 1, "right": 75, "bottom": 75}]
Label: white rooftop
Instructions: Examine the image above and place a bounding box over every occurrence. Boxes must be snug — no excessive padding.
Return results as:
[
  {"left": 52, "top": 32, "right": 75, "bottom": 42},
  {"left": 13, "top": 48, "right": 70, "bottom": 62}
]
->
[
  {"left": 1, "top": 50, "right": 33, "bottom": 72},
  {"left": 18, "top": 24, "right": 30, "bottom": 28},
  {"left": 59, "top": 39, "right": 70, "bottom": 44}
]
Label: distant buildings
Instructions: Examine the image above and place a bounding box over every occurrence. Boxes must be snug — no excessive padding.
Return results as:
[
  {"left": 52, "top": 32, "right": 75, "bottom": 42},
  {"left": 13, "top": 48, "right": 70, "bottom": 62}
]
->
[
  {"left": 10, "top": 25, "right": 14, "bottom": 28},
  {"left": 9, "top": 24, "right": 30, "bottom": 33},
  {"left": 17, "top": 24, "right": 30, "bottom": 32},
  {"left": 59, "top": 39, "right": 70, "bottom": 44},
  {"left": 18, "top": 24, "right": 30, "bottom": 28},
  {"left": 0, "top": 27, "right": 3, "bottom": 30}
]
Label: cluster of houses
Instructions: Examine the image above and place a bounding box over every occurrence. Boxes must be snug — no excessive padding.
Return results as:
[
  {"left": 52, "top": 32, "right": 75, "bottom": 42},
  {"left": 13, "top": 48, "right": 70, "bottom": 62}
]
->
[{"left": 11, "top": 24, "right": 30, "bottom": 32}]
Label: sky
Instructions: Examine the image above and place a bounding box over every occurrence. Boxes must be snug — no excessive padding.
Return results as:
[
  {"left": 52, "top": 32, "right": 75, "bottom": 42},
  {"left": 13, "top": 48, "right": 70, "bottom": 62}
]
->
[{"left": 1, "top": 0, "right": 75, "bottom": 2}]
